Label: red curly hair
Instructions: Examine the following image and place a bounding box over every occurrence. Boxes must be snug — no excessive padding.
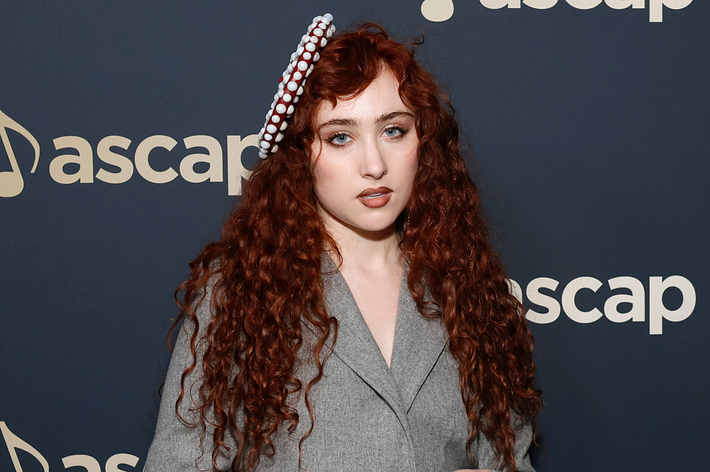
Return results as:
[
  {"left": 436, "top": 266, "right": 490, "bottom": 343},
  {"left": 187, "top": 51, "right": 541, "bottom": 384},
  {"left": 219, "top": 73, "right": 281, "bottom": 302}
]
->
[{"left": 169, "top": 22, "right": 542, "bottom": 472}]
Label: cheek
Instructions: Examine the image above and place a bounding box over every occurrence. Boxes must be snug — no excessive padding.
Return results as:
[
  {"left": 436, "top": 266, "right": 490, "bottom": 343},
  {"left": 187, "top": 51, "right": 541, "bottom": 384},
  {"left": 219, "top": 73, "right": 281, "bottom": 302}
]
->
[
  {"left": 312, "top": 159, "right": 347, "bottom": 199},
  {"left": 402, "top": 146, "right": 419, "bottom": 186}
]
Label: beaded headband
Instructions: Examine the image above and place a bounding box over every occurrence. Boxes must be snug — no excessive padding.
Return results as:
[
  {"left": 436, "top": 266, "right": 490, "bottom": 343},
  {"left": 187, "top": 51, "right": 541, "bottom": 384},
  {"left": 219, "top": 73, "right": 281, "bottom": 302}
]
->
[{"left": 257, "top": 13, "right": 335, "bottom": 159}]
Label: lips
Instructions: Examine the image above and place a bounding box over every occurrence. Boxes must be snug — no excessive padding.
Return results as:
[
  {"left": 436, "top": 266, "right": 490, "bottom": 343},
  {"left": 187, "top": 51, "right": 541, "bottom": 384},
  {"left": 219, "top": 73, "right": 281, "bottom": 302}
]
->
[{"left": 358, "top": 186, "right": 392, "bottom": 198}]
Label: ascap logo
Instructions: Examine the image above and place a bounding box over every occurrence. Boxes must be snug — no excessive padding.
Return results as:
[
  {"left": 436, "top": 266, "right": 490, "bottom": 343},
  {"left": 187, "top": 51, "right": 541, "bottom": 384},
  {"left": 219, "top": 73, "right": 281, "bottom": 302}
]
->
[
  {"left": 420, "top": 0, "right": 693, "bottom": 22},
  {"left": 0, "top": 109, "right": 40, "bottom": 198},
  {"left": 0, "top": 108, "right": 257, "bottom": 198},
  {"left": 421, "top": 0, "right": 455, "bottom": 21},
  {"left": 1, "top": 421, "right": 139, "bottom": 472},
  {"left": 507, "top": 275, "right": 697, "bottom": 335}
]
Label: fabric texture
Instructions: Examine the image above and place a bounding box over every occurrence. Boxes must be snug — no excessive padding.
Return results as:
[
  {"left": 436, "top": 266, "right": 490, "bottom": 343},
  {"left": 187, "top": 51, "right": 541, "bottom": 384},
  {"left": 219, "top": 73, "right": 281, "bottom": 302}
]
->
[{"left": 143, "top": 253, "right": 536, "bottom": 472}]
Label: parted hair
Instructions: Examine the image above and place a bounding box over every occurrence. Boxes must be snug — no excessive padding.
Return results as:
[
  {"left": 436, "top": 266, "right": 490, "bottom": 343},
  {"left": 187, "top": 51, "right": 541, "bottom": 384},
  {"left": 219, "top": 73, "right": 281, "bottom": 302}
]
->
[{"left": 169, "top": 22, "right": 542, "bottom": 472}]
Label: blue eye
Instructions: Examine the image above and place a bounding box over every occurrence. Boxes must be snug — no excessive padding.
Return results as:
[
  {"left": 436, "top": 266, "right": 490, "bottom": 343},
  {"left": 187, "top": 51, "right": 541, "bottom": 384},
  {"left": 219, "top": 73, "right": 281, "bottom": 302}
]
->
[
  {"left": 384, "top": 126, "right": 407, "bottom": 138},
  {"left": 328, "top": 133, "right": 351, "bottom": 146}
]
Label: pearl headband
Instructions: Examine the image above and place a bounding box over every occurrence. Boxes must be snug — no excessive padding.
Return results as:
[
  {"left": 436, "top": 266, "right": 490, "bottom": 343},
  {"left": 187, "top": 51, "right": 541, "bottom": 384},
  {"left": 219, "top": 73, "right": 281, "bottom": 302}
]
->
[{"left": 257, "top": 13, "right": 335, "bottom": 159}]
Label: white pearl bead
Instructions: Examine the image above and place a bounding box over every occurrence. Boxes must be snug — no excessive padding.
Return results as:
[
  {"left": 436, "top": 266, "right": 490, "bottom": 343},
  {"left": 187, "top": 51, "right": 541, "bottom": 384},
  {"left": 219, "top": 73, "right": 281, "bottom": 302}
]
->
[
  {"left": 320, "top": 37, "right": 327, "bottom": 47},
  {"left": 310, "top": 36, "right": 318, "bottom": 43},
  {"left": 314, "top": 28, "right": 324, "bottom": 37},
  {"left": 287, "top": 105, "right": 294, "bottom": 114},
  {"left": 324, "top": 13, "right": 333, "bottom": 21},
  {"left": 293, "top": 96, "right": 299, "bottom": 103},
  {"left": 260, "top": 141, "right": 270, "bottom": 149},
  {"left": 276, "top": 104, "right": 286, "bottom": 113},
  {"left": 264, "top": 133, "right": 272, "bottom": 140},
  {"left": 297, "top": 61, "right": 308, "bottom": 71},
  {"left": 297, "top": 86, "right": 304, "bottom": 96},
  {"left": 280, "top": 121, "right": 288, "bottom": 130},
  {"left": 283, "top": 93, "right": 292, "bottom": 102},
  {"left": 303, "top": 51, "right": 312, "bottom": 60},
  {"left": 306, "top": 64, "right": 314, "bottom": 77},
  {"left": 272, "top": 145, "right": 279, "bottom": 153},
  {"left": 272, "top": 115, "right": 280, "bottom": 123},
  {"left": 297, "top": 46, "right": 304, "bottom": 55},
  {"left": 312, "top": 15, "right": 321, "bottom": 22},
  {"left": 267, "top": 124, "right": 277, "bottom": 134},
  {"left": 278, "top": 82, "right": 284, "bottom": 90},
  {"left": 259, "top": 151, "right": 268, "bottom": 159},
  {"left": 314, "top": 52, "right": 320, "bottom": 61},
  {"left": 329, "top": 25, "right": 336, "bottom": 34},
  {"left": 326, "top": 29, "right": 333, "bottom": 39},
  {"left": 275, "top": 133, "right": 284, "bottom": 142},
  {"left": 293, "top": 71, "right": 302, "bottom": 80},
  {"left": 306, "top": 42, "right": 316, "bottom": 52},
  {"left": 287, "top": 81, "right": 297, "bottom": 91}
]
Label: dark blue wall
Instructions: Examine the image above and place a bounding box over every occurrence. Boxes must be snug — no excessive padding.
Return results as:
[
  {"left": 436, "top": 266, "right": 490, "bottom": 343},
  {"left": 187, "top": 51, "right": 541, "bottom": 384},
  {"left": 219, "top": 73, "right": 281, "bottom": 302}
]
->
[{"left": 1, "top": 1, "right": 707, "bottom": 471}]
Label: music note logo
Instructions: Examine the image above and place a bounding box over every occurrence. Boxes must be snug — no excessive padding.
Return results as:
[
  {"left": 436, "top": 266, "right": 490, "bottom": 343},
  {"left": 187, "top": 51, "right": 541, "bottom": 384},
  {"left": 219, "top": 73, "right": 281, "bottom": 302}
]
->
[
  {"left": 421, "top": 0, "right": 455, "bottom": 22},
  {"left": 0, "top": 108, "right": 40, "bottom": 198}
]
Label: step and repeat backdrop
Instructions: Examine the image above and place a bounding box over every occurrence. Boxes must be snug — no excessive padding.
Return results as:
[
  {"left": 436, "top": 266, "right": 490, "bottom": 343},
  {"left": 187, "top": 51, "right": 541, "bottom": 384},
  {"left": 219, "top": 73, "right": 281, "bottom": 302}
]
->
[{"left": 1, "top": 1, "right": 707, "bottom": 471}]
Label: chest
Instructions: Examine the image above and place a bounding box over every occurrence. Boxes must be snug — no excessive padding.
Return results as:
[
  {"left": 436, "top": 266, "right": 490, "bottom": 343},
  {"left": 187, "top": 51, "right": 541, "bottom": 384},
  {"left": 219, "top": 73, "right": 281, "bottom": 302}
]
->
[{"left": 340, "top": 268, "right": 402, "bottom": 367}]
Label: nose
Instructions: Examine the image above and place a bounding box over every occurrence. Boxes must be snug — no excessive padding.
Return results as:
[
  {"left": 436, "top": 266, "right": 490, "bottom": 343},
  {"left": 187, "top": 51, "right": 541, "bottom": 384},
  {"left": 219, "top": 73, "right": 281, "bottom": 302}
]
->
[{"left": 359, "top": 137, "right": 387, "bottom": 179}]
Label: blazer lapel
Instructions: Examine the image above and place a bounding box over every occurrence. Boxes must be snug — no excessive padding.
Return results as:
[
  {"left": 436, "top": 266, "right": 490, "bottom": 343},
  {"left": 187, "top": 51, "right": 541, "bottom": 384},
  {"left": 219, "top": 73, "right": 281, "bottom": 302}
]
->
[
  {"left": 301, "top": 252, "right": 450, "bottom": 430},
  {"left": 389, "top": 269, "right": 449, "bottom": 413},
  {"left": 316, "top": 252, "right": 410, "bottom": 431}
]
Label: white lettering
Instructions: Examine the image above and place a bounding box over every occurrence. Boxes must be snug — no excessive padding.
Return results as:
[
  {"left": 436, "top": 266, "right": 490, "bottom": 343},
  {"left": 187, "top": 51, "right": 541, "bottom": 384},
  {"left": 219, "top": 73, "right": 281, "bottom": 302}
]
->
[
  {"left": 50, "top": 136, "right": 93, "bottom": 184},
  {"left": 480, "top": 0, "right": 692, "bottom": 21},
  {"left": 134, "top": 135, "right": 178, "bottom": 184},
  {"left": 649, "top": 275, "right": 696, "bottom": 335},
  {"left": 105, "top": 453, "right": 140, "bottom": 472},
  {"left": 568, "top": 0, "right": 602, "bottom": 9},
  {"left": 523, "top": 0, "right": 558, "bottom": 9},
  {"left": 562, "top": 276, "right": 604, "bottom": 324},
  {"left": 520, "top": 275, "right": 695, "bottom": 334},
  {"left": 506, "top": 278, "right": 524, "bottom": 304},
  {"left": 0, "top": 421, "right": 49, "bottom": 472},
  {"left": 180, "top": 135, "right": 223, "bottom": 183},
  {"left": 480, "top": 0, "right": 515, "bottom": 8},
  {"left": 525, "top": 277, "right": 561, "bottom": 324},
  {"left": 96, "top": 136, "right": 133, "bottom": 184},
  {"left": 227, "top": 134, "right": 259, "bottom": 196},
  {"left": 605, "top": 0, "right": 645, "bottom": 9},
  {"left": 650, "top": 0, "right": 693, "bottom": 22},
  {"left": 604, "top": 276, "right": 645, "bottom": 323},
  {"left": 1, "top": 421, "right": 140, "bottom": 472},
  {"left": 62, "top": 455, "right": 101, "bottom": 472}
]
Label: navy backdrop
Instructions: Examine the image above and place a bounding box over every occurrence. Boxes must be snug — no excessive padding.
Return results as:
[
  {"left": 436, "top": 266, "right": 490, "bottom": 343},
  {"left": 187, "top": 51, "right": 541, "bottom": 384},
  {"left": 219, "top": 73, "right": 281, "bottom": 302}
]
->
[{"left": 1, "top": 1, "right": 707, "bottom": 471}]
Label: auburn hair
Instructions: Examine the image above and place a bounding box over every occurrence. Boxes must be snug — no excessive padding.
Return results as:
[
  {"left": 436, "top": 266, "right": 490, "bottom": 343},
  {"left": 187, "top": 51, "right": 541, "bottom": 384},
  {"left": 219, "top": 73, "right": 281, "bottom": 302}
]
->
[{"left": 169, "top": 22, "right": 542, "bottom": 472}]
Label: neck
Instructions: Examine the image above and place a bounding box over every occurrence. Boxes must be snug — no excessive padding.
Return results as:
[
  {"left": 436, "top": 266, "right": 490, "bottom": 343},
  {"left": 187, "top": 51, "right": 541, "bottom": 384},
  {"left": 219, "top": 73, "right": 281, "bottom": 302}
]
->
[{"left": 320, "top": 210, "right": 403, "bottom": 275}]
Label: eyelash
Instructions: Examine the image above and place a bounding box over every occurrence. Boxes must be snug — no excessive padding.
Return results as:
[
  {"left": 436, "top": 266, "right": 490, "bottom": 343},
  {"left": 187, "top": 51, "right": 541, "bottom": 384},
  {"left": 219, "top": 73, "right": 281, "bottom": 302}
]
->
[{"left": 326, "top": 126, "right": 410, "bottom": 148}]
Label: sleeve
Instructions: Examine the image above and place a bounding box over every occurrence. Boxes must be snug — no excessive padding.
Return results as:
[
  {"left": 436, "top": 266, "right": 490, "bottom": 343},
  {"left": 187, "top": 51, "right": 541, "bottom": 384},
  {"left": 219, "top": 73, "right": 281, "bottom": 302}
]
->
[
  {"left": 143, "top": 277, "right": 240, "bottom": 472},
  {"left": 475, "top": 412, "right": 536, "bottom": 472}
]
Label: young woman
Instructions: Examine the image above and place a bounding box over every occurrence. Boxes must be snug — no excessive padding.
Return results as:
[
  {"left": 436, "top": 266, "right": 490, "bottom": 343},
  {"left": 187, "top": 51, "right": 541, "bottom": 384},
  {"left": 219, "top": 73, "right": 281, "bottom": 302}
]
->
[{"left": 144, "top": 14, "right": 542, "bottom": 472}]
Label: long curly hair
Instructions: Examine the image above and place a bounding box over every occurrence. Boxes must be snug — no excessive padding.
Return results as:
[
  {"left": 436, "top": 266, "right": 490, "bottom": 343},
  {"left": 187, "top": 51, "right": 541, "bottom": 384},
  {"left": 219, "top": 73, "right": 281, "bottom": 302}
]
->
[{"left": 169, "top": 22, "right": 542, "bottom": 472}]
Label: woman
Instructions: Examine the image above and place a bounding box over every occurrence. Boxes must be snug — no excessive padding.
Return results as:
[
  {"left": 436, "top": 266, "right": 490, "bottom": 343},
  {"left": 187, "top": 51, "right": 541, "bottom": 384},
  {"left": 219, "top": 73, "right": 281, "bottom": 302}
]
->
[{"left": 144, "top": 15, "right": 542, "bottom": 472}]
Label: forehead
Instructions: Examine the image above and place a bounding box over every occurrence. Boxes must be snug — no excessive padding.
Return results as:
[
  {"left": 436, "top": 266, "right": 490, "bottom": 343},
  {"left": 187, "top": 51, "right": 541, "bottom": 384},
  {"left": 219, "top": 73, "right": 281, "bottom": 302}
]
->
[{"left": 314, "top": 69, "right": 408, "bottom": 122}]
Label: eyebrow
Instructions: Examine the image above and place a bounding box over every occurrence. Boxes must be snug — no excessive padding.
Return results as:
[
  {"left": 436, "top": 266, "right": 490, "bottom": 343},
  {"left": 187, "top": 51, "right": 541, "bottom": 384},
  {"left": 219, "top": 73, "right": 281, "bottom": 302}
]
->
[{"left": 317, "top": 110, "right": 415, "bottom": 130}]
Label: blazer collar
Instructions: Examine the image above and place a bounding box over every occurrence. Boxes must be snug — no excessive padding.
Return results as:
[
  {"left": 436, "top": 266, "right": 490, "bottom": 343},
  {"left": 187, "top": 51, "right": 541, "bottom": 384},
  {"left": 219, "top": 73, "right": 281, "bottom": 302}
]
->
[{"left": 307, "top": 251, "right": 449, "bottom": 425}]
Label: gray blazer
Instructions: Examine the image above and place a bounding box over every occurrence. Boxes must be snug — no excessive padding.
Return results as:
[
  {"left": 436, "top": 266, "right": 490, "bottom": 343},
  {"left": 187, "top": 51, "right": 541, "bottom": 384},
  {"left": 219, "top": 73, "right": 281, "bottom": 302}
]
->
[{"left": 144, "top": 254, "right": 535, "bottom": 472}]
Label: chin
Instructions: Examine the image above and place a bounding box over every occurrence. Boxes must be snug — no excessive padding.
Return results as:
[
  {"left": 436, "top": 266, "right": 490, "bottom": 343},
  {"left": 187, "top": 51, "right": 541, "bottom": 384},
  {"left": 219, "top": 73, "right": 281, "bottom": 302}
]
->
[{"left": 351, "top": 215, "right": 400, "bottom": 233}]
